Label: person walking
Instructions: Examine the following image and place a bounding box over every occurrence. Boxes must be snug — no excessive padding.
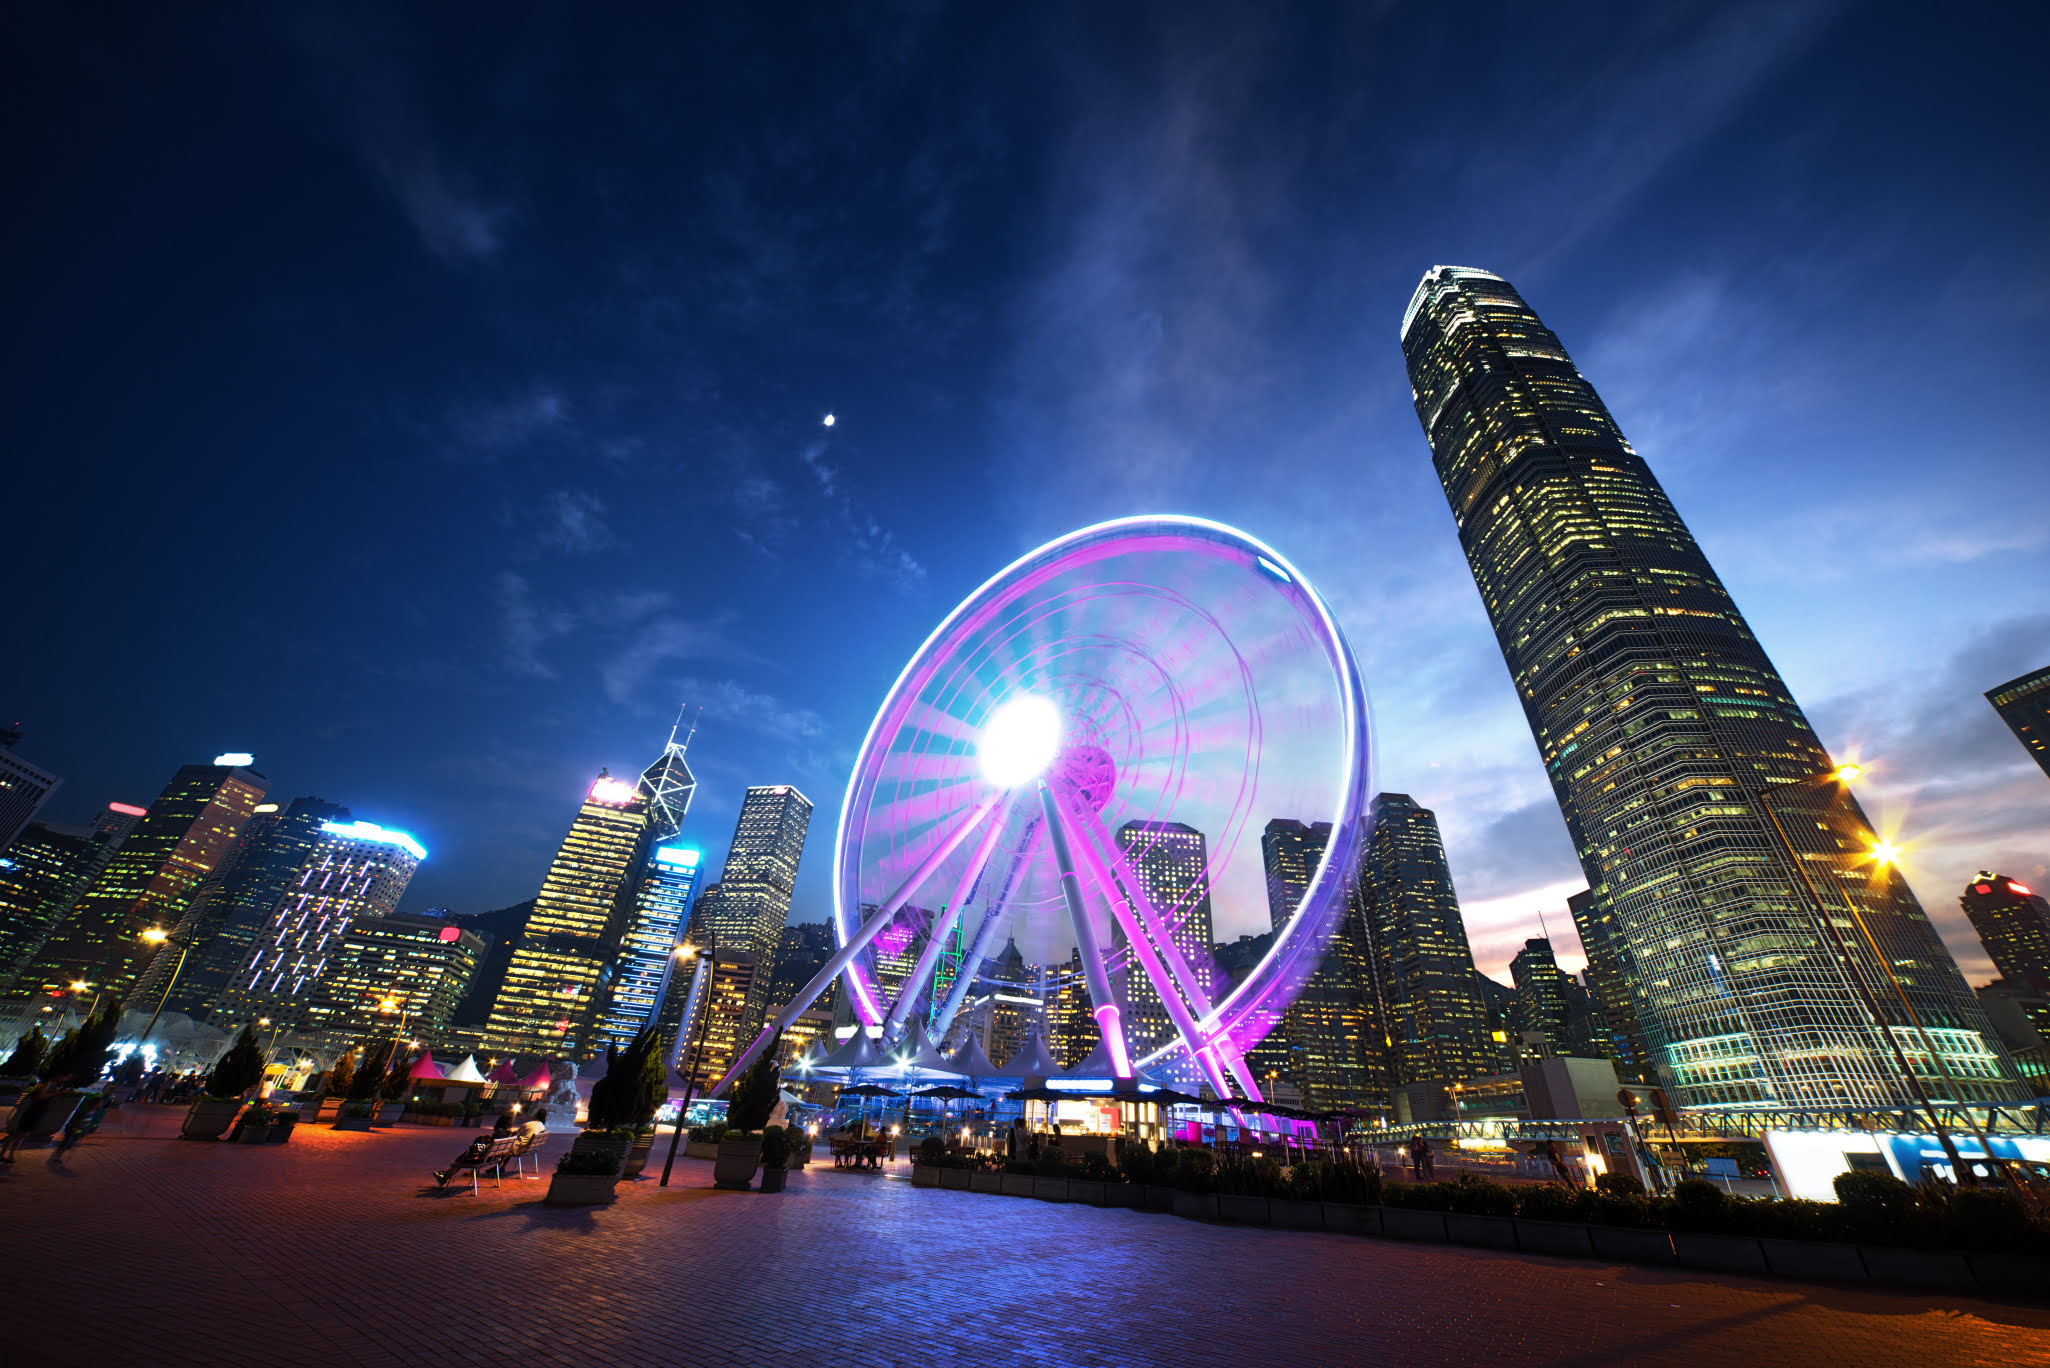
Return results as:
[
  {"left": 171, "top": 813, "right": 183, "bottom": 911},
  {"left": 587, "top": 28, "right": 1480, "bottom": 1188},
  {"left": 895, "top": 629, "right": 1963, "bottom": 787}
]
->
[{"left": 2, "top": 1073, "right": 73, "bottom": 1163}]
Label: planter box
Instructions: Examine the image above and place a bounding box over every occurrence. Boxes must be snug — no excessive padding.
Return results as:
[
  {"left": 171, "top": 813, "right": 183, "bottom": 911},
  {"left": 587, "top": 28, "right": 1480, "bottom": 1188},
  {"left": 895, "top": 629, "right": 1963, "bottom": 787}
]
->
[
  {"left": 235, "top": 1125, "right": 271, "bottom": 1145},
  {"left": 940, "top": 1168, "right": 973, "bottom": 1190},
  {"left": 713, "top": 1137, "right": 760, "bottom": 1190},
  {"left": 1588, "top": 1226, "right": 1675, "bottom": 1265},
  {"left": 1321, "top": 1203, "right": 1379, "bottom": 1237},
  {"left": 1857, "top": 1245, "right": 1974, "bottom": 1292},
  {"left": 181, "top": 1098, "right": 243, "bottom": 1141},
  {"left": 1101, "top": 1184, "right": 1142, "bottom": 1209},
  {"left": 1067, "top": 1179, "right": 1107, "bottom": 1205},
  {"left": 1269, "top": 1198, "right": 1324, "bottom": 1230},
  {"left": 1033, "top": 1176, "right": 1071, "bottom": 1202},
  {"left": 759, "top": 1166, "right": 788, "bottom": 1193},
  {"left": 1512, "top": 1218, "right": 1595, "bottom": 1257},
  {"left": 544, "top": 1172, "right": 618, "bottom": 1206},
  {"left": 912, "top": 1164, "right": 940, "bottom": 1188},
  {"left": 1760, "top": 1238, "right": 1865, "bottom": 1283},
  {"left": 683, "top": 1140, "right": 720, "bottom": 1160},
  {"left": 1001, "top": 1172, "right": 1037, "bottom": 1197},
  {"left": 314, "top": 1098, "right": 344, "bottom": 1122},
  {"left": 971, "top": 1171, "right": 1004, "bottom": 1195},
  {"left": 1671, "top": 1232, "right": 1769, "bottom": 1275},
  {"left": 1217, "top": 1195, "right": 1270, "bottom": 1226},
  {"left": 267, "top": 1122, "right": 295, "bottom": 1144},
  {"left": 1445, "top": 1213, "right": 1517, "bottom": 1249},
  {"left": 373, "top": 1104, "right": 405, "bottom": 1126},
  {"left": 1172, "top": 1192, "right": 1220, "bottom": 1222},
  {"left": 1380, "top": 1207, "right": 1448, "bottom": 1243},
  {"left": 1141, "top": 1185, "right": 1177, "bottom": 1213},
  {"left": 1964, "top": 1250, "right": 2050, "bottom": 1299},
  {"left": 332, "top": 1114, "right": 371, "bottom": 1132}
]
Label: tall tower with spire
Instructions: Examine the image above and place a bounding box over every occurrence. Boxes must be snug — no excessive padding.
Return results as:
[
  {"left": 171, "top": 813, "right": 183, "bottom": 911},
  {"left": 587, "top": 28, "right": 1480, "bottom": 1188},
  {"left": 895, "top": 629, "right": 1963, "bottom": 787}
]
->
[{"left": 595, "top": 714, "right": 707, "bottom": 1052}]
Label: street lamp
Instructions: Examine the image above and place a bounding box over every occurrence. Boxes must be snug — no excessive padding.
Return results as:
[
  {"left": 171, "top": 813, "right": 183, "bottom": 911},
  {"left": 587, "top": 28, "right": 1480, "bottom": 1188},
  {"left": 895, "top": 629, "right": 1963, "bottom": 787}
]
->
[
  {"left": 661, "top": 933, "right": 719, "bottom": 1187},
  {"left": 134, "top": 927, "right": 197, "bottom": 1057},
  {"left": 1757, "top": 764, "right": 2011, "bottom": 1189}
]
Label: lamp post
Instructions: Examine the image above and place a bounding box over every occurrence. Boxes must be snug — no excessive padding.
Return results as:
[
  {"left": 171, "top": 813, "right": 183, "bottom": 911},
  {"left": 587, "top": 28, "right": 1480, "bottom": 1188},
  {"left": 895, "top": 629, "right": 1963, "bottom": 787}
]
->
[
  {"left": 134, "top": 928, "right": 197, "bottom": 1057},
  {"left": 661, "top": 932, "right": 719, "bottom": 1187},
  {"left": 1756, "top": 764, "right": 2011, "bottom": 1189}
]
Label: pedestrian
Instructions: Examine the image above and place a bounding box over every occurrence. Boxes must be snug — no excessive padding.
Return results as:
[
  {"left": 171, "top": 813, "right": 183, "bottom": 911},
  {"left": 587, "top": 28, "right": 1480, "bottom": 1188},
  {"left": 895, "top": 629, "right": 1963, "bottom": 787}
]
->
[{"left": 2, "top": 1072, "right": 73, "bottom": 1163}]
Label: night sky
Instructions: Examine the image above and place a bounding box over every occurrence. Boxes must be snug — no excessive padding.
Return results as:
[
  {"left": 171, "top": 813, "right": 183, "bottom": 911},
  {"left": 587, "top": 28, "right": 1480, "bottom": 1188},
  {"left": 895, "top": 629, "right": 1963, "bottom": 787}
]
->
[{"left": 8, "top": 3, "right": 2047, "bottom": 982}]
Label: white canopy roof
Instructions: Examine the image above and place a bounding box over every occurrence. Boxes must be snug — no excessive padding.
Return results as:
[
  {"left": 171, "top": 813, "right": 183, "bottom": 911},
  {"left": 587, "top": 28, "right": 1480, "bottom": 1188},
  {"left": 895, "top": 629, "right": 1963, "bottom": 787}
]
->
[
  {"left": 999, "top": 1032, "right": 1061, "bottom": 1079},
  {"left": 876, "top": 1032, "right": 962, "bottom": 1080},
  {"left": 802, "top": 1029, "right": 883, "bottom": 1076},
  {"left": 945, "top": 1036, "right": 1001, "bottom": 1078},
  {"left": 1056, "top": 1038, "right": 1126, "bottom": 1086},
  {"left": 443, "top": 1054, "right": 488, "bottom": 1084}
]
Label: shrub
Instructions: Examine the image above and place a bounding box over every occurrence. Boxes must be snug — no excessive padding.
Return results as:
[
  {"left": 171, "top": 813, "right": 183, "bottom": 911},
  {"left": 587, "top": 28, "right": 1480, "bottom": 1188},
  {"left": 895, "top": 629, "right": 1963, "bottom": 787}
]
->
[
  {"left": 203, "top": 1024, "right": 267, "bottom": 1099},
  {"left": 1595, "top": 1170, "right": 1644, "bottom": 1197},
  {"left": 346, "top": 1042, "right": 389, "bottom": 1101},
  {"left": 45, "top": 1004, "right": 120, "bottom": 1082},
  {"left": 1941, "top": 1186, "right": 2048, "bottom": 1253},
  {"left": 915, "top": 1135, "right": 947, "bottom": 1167},
  {"left": 556, "top": 1147, "right": 622, "bottom": 1176},
  {"left": 1588, "top": 1190, "right": 1654, "bottom": 1228},
  {"left": 1668, "top": 1178, "right": 1728, "bottom": 1231},
  {"left": 726, "top": 1034, "right": 782, "bottom": 1134},
  {"left": 688, "top": 1122, "right": 729, "bottom": 1144},
  {"left": 0, "top": 1027, "right": 48, "bottom": 1079},
  {"left": 1732, "top": 1197, "right": 1840, "bottom": 1242},
  {"left": 1446, "top": 1174, "right": 1517, "bottom": 1217},
  {"left": 1035, "top": 1145, "right": 1068, "bottom": 1177},
  {"left": 1075, "top": 1151, "right": 1115, "bottom": 1182},
  {"left": 1118, "top": 1142, "right": 1157, "bottom": 1186},
  {"left": 761, "top": 1124, "right": 794, "bottom": 1170},
  {"left": 1833, "top": 1169, "right": 1918, "bottom": 1241},
  {"left": 327, "top": 1050, "right": 356, "bottom": 1098},
  {"left": 1171, "top": 1145, "right": 1215, "bottom": 1192},
  {"left": 1318, "top": 1152, "right": 1382, "bottom": 1206},
  {"left": 1516, "top": 1183, "right": 1592, "bottom": 1224}
]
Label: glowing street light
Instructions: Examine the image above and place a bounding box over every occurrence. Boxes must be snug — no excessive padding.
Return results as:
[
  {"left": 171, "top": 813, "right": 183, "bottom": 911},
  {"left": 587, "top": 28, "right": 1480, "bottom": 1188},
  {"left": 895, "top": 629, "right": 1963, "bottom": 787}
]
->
[{"left": 1833, "top": 763, "right": 1863, "bottom": 783}]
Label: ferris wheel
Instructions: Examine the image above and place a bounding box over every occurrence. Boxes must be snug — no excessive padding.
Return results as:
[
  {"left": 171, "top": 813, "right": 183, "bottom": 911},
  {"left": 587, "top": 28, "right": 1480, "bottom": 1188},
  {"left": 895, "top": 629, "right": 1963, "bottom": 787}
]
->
[{"left": 715, "top": 516, "right": 1370, "bottom": 1103}]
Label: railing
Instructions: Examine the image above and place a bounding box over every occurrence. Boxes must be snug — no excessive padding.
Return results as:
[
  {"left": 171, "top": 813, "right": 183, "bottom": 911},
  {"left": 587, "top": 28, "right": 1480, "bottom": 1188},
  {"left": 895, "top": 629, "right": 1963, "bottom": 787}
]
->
[{"left": 1350, "top": 1098, "right": 2050, "bottom": 1145}]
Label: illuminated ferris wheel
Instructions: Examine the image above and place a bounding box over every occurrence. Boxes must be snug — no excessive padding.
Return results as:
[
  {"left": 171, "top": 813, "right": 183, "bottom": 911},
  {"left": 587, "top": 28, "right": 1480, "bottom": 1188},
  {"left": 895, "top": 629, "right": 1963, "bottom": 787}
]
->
[{"left": 717, "top": 516, "right": 1370, "bottom": 1103}]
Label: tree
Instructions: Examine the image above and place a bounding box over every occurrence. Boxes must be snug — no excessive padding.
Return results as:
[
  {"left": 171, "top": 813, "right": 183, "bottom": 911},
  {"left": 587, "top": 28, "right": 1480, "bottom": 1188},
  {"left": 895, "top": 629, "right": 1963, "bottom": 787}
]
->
[
  {"left": 203, "top": 1024, "right": 267, "bottom": 1099},
  {"left": 378, "top": 1046, "right": 414, "bottom": 1100},
  {"left": 327, "top": 1049, "right": 356, "bottom": 1098},
  {"left": 630, "top": 1029, "right": 670, "bottom": 1127},
  {"left": 347, "top": 1040, "right": 392, "bottom": 1101},
  {"left": 586, "top": 1027, "right": 667, "bottom": 1131},
  {"left": 726, "top": 1032, "right": 782, "bottom": 1134},
  {"left": 44, "top": 1004, "right": 120, "bottom": 1083},
  {"left": 0, "top": 1026, "right": 48, "bottom": 1079}
]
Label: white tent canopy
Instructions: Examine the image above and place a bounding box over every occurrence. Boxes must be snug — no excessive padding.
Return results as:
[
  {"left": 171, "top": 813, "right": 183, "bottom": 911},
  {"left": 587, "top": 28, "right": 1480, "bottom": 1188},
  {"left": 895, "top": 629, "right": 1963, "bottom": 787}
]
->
[
  {"left": 443, "top": 1055, "right": 488, "bottom": 1084},
  {"left": 945, "top": 1036, "right": 1001, "bottom": 1079},
  {"left": 800, "top": 1028, "right": 883, "bottom": 1078},
  {"left": 875, "top": 1031, "right": 961, "bottom": 1081},
  {"left": 999, "top": 1032, "right": 1060, "bottom": 1079}
]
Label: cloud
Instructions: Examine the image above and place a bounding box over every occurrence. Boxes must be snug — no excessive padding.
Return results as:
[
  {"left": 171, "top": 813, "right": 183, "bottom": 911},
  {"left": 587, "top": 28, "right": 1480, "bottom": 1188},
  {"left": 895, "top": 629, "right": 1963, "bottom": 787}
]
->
[
  {"left": 277, "top": 4, "right": 513, "bottom": 263},
  {"left": 538, "top": 491, "right": 616, "bottom": 554},
  {"left": 675, "top": 677, "right": 830, "bottom": 746},
  {"left": 797, "top": 440, "right": 927, "bottom": 589},
  {"left": 492, "top": 571, "right": 575, "bottom": 679},
  {"left": 448, "top": 390, "right": 570, "bottom": 457},
  {"left": 600, "top": 619, "right": 756, "bottom": 705}
]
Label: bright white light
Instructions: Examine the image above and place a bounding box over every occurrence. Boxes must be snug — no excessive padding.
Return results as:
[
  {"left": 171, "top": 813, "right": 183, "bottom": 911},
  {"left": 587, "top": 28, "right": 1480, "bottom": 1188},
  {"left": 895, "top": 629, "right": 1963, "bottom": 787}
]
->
[
  {"left": 822, "top": 413, "right": 836, "bottom": 427},
  {"left": 214, "top": 752, "right": 255, "bottom": 767},
  {"left": 978, "top": 694, "right": 1061, "bottom": 788}
]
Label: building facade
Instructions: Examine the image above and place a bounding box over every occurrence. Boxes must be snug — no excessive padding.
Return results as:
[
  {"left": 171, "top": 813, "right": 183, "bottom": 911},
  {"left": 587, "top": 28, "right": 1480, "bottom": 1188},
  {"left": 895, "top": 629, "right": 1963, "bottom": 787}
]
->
[
  {"left": 672, "top": 946, "right": 758, "bottom": 1093},
  {"left": 1567, "top": 887, "right": 1652, "bottom": 1075},
  {"left": 596, "top": 843, "right": 703, "bottom": 1052},
  {"left": 483, "top": 773, "right": 654, "bottom": 1061},
  {"left": 702, "top": 785, "right": 813, "bottom": 1035},
  {"left": 1987, "top": 667, "right": 2050, "bottom": 781},
  {"left": 211, "top": 818, "right": 426, "bottom": 1031},
  {"left": 1358, "top": 792, "right": 1495, "bottom": 1086},
  {"left": 1961, "top": 872, "right": 2050, "bottom": 991},
  {"left": 318, "top": 913, "right": 483, "bottom": 1045},
  {"left": 20, "top": 761, "right": 269, "bottom": 1001},
  {"left": 1260, "top": 818, "right": 1384, "bottom": 1111},
  {"left": 0, "top": 807, "right": 137, "bottom": 993},
  {"left": 1403, "top": 265, "right": 2017, "bottom": 1108},
  {"left": 0, "top": 736, "right": 61, "bottom": 854}
]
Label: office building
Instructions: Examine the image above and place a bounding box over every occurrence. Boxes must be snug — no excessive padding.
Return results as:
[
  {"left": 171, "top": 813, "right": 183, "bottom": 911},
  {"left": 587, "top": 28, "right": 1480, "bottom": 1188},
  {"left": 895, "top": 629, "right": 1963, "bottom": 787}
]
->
[
  {"left": 442, "top": 899, "right": 535, "bottom": 1032},
  {"left": 482, "top": 772, "right": 653, "bottom": 1060},
  {"left": 1358, "top": 792, "right": 1495, "bottom": 1085},
  {"left": 757, "top": 920, "right": 836, "bottom": 1041},
  {"left": 948, "top": 935, "right": 1036, "bottom": 1067},
  {"left": 1113, "top": 819, "right": 1220, "bottom": 1058},
  {"left": 212, "top": 818, "right": 426, "bottom": 1030},
  {"left": 1566, "top": 887, "right": 1652, "bottom": 1074},
  {"left": 21, "top": 760, "right": 269, "bottom": 1001},
  {"left": 0, "top": 805, "right": 138, "bottom": 992},
  {"left": 1403, "top": 265, "right": 2016, "bottom": 1107},
  {"left": 0, "top": 732, "right": 60, "bottom": 852},
  {"left": 1961, "top": 873, "right": 2050, "bottom": 991},
  {"left": 1987, "top": 667, "right": 2050, "bottom": 781},
  {"left": 596, "top": 843, "right": 703, "bottom": 1052},
  {"left": 672, "top": 946, "right": 758, "bottom": 1093},
  {"left": 1975, "top": 980, "right": 2050, "bottom": 1087},
  {"left": 1260, "top": 818, "right": 1384, "bottom": 1110},
  {"left": 701, "top": 785, "right": 812, "bottom": 1032},
  {"left": 316, "top": 913, "right": 483, "bottom": 1045},
  {"left": 1509, "top": 938, "right": 1569, "bottom": 1052}
]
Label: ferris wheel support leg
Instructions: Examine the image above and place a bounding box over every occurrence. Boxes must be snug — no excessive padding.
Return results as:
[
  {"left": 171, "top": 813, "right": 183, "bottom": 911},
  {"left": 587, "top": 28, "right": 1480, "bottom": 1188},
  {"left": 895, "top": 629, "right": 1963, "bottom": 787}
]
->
[
  {"left": 1066, "top": 800, "right": 1219, "bottom": 1020},
  {"left": 1037, "top": 782, "right": 1133, "bottom": 1078},
  {"left": 709, "top": 790, "right": 1008, "bottom": 1096},
  {"left": 881, "top": 803, "right": 1010, "bottom": 1045},
  {"left": 930, "top": 820, "right": 1044, "bottom": 1042}
]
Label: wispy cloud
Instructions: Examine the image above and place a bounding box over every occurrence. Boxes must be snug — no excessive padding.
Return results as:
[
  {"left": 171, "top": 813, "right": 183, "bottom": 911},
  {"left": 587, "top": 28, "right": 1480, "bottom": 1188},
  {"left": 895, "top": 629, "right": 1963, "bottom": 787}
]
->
[
  {"left": 538, "top": 490, "right": 616, "bottom": 554},
  {"left": 600, "top": 619, "right": 756, "bottom": 705},
  {"left": 492, "top": 571, "right": 575, "bottom": 679},
  {"left": 447, "top": 389, "right": 570, "bottom": 457},
  {"left": 674, "top": 676, "right": 829, "bottom": 746},
  {"left": 799, "top": 440, "right": 926, "bottom": 589}
]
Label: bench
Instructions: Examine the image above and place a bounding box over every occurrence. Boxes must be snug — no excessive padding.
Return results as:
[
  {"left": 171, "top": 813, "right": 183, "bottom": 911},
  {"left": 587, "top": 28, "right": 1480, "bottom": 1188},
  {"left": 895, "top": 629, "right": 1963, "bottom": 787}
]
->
[
  {"left": 505, "top": 1129, "right": 545, "bottom": 1179},
  {"left": 446, "top": 1137, "right": 520, "bottom": 1193}
]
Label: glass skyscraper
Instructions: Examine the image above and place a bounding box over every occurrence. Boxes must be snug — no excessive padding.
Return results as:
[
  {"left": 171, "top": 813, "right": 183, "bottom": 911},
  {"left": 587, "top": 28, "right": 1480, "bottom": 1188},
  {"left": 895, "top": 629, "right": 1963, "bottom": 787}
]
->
[
  {"left": 1260, "top": 818, "right": 1384, "bottom": 1111},
  {"left": 1987, "top": 666, "right": 2050, "bottom": 781},
  {"left": 483, "top": 772, "right": 653, "bottom": 1060},
  {"left": 1403, "top": 265, "right": 2017, "bottom": 1108},
  {"left": 1358, "top": 792, "right": 1495, "bottom": 1086},
  {"left": 703, "top": 785, "right": 812, "bottom": 1035},
  {"left": 596, "top": 843, "right": 702, "bottom": 1052},
  {"left": 21, "top": 760, "right": 269, "bottom": 1001}
]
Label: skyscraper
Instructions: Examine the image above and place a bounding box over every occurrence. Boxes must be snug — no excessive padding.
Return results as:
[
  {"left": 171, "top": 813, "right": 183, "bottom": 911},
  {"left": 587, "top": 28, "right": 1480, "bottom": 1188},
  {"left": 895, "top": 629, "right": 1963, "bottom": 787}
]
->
[
  {"left": 672, "top": 947, "right": 758, "bottom": 1094},
  {"left": 1987, "top": 667, "right": 2050, "bottom": 781},
  {"left": 0, "top": 733, "right": 61, "bottom": 853},
  {"left": 483, "top": 772, "right": 654, "bottom": 1060},
  {"left": 1404, "top": 265, "right": 2016, "bottom": 1107},
  {"left": 1961, "top": 872, "right": 2050, "bottom": 992},
  {"left": 1508, "top": 938, "right": 1569, "bottom": 1053},
  {"left": 1260, "top": 818, "right": 1384, "bottom": 1111},
  {"left": 1358, "top": 792, "right": 1495, "bottom": 1086},
  {"left": 0, "top": 804, "right": 138, "bottom": 993},
  {"left": 212, "top": 818, "right": 426, "bottom": 1031},
  {"left": 596, "top": 843, "right": 702, "bottom": 1052},
  {"left": 316, "top": 913, "right": 483, "bottom": 1045},
  {"left": 703, "top": 786, "right": 812, "bottom": 1034},
  {"left": 1567, "top": 887, "right": 1652, "bottom": 1075},
  {"left": 21, "top": 760, "right": 269, "bottom": 1001}
]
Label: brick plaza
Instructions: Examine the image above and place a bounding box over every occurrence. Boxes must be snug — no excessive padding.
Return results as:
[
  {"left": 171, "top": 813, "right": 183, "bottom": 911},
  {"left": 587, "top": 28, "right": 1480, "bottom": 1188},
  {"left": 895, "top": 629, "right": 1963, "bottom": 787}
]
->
[{"left": 2, "top": 1112, "right": 2045, "bottom": 1368}]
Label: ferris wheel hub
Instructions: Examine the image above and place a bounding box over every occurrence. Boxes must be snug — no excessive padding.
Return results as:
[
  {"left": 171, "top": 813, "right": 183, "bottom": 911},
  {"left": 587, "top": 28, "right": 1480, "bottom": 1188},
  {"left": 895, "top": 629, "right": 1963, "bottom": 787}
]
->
[{"left": 977, "top": 693, "right": 1062, "bottom": 787}]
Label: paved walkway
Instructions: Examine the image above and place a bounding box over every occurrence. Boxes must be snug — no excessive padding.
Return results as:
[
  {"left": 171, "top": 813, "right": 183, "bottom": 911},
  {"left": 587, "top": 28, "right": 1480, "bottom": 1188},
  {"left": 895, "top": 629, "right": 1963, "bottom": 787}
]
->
[{"left": 2, "top": 1114, "right": 2045, "bottom": 1368}]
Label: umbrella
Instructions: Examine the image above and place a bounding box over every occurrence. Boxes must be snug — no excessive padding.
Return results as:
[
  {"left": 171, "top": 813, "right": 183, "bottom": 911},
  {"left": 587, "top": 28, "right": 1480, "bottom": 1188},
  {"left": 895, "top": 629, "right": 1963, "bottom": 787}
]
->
[
  {"left": 836, "top": 1083, "right": 902, "bottom": 1098},
  {"left": 1003, "top": 1086, "right": 1063, "bottom": 1102},
  {"left": 910, "top": 1085, "right": 981, "bottom": 1099},
  {"left": 1111, "top": 1087, "right": 1202, "bottom": 1106}
]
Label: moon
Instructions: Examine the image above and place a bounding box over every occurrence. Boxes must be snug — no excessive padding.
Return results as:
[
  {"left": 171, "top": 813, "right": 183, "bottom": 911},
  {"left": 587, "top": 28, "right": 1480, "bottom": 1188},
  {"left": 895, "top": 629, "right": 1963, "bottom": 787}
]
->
[{"left": 822, "top": 413, "right": 836, "bottom": 427}]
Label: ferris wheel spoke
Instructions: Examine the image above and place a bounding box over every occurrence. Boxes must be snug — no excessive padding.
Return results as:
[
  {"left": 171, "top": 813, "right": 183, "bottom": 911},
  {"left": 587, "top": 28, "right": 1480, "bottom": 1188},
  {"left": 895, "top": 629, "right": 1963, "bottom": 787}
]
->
[
  {"left": 711, "top": 788, "right": 1008, "bottom": 1096},
  {"left": 1063, "top": 796, "right": 1218, "bottom": 1020},
  {"left": 1037, "top": 781, "right": 1132, "bottom": 1078},
  {"left": 880, "top": 798, "right": 1012, "bottom": 1044},
  {"left": 929, "top": 818, "right": 1045, "bottom": 1040}
]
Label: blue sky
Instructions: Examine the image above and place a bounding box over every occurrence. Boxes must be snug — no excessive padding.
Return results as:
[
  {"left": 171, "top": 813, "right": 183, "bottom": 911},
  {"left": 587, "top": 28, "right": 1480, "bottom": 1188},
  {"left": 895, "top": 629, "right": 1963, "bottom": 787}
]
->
[{"left": 7, "top": 2, "right": 2047, "bottom": 982}]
